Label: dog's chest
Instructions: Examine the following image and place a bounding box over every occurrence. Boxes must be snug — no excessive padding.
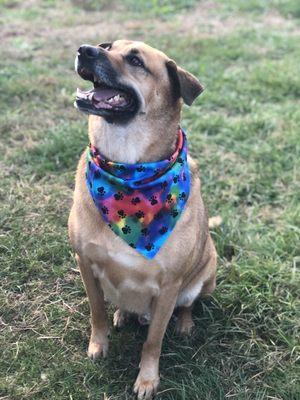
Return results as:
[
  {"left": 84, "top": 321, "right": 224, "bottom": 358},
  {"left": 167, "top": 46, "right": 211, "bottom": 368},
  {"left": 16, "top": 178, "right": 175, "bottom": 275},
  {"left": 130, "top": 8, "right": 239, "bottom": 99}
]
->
[{"left": 90, "top": 254, "right": 160, "bottom": 315}]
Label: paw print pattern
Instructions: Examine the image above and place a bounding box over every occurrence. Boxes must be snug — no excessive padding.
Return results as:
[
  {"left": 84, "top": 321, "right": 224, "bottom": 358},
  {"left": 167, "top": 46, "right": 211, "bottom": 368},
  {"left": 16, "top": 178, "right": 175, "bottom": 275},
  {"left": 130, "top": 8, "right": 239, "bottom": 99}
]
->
[
  {"left": 141, "top": 228, "right": 149, "bottom": 236},
  {"left": 145, "top": 243, "right": 154, "bottom": 251},
  {"left": 154, "top": 211, "right": 163, "bottom": 220},
  {"left": 161, "top": 181, "right": 168, "bottom": 189},
  {"left": 136, "top": 165, "right": 146, "bottom": 172},
  {"left": 117, "top": 210, "right": 126, "bottom": 219},
  {"left": 149, "top": 195, "right": 158, "bottom": 205},
  {"left": 166, "top": 193, "right": 173, "bottom": 204},
  {"left": 114, "top": 192, "right": 124, "bottom": 200},
  {"left": 101, "top": 206, "right": 109, "bottom": 215},
  {"left": 87, "top": 129, "right": 189, "bottom": 258},
  {"left": 131, "top": 197, "right": 141, "bottom": 205},
  {"left": 94, "top": 170, "right": 101, "bottom": 179},
  {"left": 179, "top": 191, "right": 186, "bottom": 200},
  {"left": 135, "top": 210, "right": 145, "bottom": 219},
  {"left": 97, "top": 186, "right": 106, "bottom": 195},
  {"left": 122, "top": 225, "right": 131, "bottom": 234},
  {"left": 159, "top": 226, "right": 168, "bottom": 235},
  {"left": 171, "top": 209, "right": 179, "bottom": 218},
  {"left": 107, "top": 178, "right": 116, "bottom": 187}
]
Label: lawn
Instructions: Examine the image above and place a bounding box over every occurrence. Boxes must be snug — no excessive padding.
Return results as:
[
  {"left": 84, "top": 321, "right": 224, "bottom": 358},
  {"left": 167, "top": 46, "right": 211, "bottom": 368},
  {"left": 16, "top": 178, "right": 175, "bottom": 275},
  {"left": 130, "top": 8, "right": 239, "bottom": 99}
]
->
[{"left": 0, "top": 0, "right": 299, "bottom": 399}]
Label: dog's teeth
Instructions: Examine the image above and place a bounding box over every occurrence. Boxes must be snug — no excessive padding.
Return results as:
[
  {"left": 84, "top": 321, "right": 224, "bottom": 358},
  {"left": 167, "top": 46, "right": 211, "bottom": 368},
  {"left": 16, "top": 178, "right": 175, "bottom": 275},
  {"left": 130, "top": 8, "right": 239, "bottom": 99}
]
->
[{"left": 106, "top": 94, "right": 125, "bottom": 104}]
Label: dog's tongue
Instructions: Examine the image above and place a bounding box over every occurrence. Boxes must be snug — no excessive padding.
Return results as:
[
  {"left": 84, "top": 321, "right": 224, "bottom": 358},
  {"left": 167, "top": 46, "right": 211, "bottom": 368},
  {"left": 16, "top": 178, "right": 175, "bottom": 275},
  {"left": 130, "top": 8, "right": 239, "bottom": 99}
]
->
[{"left": 93, "top": 87, "right": 120, "bottom": 102}]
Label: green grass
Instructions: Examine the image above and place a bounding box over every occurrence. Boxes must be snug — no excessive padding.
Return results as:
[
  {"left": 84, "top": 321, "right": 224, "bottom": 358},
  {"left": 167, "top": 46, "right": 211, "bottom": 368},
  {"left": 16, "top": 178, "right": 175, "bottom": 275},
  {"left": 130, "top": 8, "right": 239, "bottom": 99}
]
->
[{"left": 0, "top": 0, "right": 299, "bottom": 399}]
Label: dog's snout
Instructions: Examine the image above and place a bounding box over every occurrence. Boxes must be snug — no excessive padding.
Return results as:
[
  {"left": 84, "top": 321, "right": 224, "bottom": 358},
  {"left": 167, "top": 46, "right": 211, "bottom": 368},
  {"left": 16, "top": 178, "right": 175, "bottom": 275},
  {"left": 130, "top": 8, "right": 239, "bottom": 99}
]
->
[{"left": 78, "top": 45, "right": 100, "bottom": 59}]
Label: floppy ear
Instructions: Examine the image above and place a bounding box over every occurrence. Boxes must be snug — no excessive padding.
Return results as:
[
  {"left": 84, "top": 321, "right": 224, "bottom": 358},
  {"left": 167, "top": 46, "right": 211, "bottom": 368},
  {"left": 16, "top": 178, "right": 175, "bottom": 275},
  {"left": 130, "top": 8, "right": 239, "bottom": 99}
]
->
[{"left": 166, "top": 60, "right": 204, "bottom": 106}]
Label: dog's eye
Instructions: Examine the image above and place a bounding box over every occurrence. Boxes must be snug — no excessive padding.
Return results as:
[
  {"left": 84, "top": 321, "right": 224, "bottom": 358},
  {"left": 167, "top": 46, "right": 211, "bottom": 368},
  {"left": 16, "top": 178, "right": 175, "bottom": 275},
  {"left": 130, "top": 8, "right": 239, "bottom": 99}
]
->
[
  {"left": 98, "top": 42, "right": 112, "bottom": 51},
  {"left": 127, "top": 55, "right": 144, "bottom": 68}
]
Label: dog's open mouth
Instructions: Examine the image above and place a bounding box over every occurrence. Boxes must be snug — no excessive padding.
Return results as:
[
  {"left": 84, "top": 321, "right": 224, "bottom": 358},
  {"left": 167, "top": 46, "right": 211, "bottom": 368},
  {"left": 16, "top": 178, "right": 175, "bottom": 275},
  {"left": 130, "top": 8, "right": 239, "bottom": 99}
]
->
[
  {"left": 76, "top": 82, "right": 134, "bottom": 111},
  {"left": 75, "top": 74, "right": 139, "bottom": 121}
]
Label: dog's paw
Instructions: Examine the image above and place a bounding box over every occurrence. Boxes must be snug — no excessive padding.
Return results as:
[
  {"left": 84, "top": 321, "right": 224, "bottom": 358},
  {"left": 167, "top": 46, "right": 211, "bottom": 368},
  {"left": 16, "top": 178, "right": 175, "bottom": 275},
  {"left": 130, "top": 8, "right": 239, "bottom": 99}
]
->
[
  {"left": 175, "top": 314, "right": 195, "bottom": 336},
  {"left": 133, "top": 374, "right": 159, "bottom": 400},
  {"left": 87, "top": 335, "right": 109, "bottom": 360},
  {"left": 113, "top": 309, "right": 128, "bottom": 330}
]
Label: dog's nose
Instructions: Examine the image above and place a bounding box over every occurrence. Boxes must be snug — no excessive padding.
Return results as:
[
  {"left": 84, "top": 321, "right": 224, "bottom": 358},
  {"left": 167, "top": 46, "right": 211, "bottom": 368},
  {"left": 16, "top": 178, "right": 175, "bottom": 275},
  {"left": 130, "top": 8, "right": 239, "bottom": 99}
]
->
[{"left": 78, "top": 45, "right": 100, "bottom": 59}]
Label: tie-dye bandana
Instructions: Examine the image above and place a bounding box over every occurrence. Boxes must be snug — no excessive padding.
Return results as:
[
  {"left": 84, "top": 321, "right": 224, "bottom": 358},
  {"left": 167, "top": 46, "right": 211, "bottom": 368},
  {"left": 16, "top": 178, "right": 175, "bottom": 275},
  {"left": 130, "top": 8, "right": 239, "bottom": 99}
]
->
[{"left": 86, "top": 129, "right": 190, "bottom": 259}]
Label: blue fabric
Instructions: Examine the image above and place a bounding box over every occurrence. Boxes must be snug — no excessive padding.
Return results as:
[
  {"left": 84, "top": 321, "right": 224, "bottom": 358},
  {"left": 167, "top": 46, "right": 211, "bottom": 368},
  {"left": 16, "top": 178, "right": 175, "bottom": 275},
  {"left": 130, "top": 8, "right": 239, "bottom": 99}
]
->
[{"left": 86, "top": 129, "right": 190, "bottom": 259}]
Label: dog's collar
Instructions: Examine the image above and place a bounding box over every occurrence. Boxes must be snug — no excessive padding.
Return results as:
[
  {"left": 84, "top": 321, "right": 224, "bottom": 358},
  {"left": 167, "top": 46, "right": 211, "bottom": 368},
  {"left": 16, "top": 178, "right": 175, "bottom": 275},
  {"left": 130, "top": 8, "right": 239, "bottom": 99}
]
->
[
  {"left": 89, "top": 129, "right": 184, "bottom": 183},
  {"left": 86, "top": 128, "right": 190, "bottom": 259}
]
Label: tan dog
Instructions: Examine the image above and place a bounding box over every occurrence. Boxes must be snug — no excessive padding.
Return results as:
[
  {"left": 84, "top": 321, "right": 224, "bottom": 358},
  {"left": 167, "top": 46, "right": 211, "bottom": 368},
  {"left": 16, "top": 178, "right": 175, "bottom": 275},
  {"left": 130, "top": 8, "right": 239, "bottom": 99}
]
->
[{"left": 68, "top": 40, "right": 217, "bottom": 399}]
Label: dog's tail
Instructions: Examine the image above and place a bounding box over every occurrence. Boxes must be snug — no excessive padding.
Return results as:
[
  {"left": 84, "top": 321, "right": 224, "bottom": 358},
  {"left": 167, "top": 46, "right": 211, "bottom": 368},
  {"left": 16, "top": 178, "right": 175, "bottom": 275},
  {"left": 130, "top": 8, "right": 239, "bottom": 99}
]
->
[{"left": 209, "top": 215, "right": 222, "bottom": 229}]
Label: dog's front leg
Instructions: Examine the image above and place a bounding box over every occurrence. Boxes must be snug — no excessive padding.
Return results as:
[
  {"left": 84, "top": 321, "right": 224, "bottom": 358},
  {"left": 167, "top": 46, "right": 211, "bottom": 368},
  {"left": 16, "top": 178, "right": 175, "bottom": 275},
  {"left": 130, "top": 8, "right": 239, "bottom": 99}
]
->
[
  {"left": 76, "top": 254, "right": 109, "bottom": 359},
  {"left": 134, "top": 282, "right": 181, "bottom": 399}
]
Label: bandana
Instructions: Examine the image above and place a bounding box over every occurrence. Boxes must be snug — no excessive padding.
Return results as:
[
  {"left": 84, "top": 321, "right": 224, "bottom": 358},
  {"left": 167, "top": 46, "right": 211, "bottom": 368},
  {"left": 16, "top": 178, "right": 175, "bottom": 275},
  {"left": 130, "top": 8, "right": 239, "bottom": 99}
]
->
[{"left": 86, "top": 129, "right": 190, "bottom": 259}]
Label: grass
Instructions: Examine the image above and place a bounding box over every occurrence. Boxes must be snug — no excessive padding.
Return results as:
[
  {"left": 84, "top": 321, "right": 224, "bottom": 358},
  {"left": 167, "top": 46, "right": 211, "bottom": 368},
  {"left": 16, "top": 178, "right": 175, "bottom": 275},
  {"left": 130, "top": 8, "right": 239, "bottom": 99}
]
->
[{"left": 0, "top": 0, "right": 299, "bottom": 399}]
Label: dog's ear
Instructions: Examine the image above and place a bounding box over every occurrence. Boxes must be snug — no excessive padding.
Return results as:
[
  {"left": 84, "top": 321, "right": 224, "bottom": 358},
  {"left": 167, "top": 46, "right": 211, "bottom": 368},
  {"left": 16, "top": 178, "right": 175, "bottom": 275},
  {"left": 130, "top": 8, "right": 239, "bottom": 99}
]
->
[{"left": 166, "top": 60, "right": 204, "bottom": 106}]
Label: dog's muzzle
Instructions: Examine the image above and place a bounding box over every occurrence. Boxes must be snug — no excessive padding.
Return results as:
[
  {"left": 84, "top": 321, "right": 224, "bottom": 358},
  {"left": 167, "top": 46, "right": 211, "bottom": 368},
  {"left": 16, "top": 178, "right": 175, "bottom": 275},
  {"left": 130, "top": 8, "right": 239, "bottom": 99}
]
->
[{"left": 74, "top": 44, "right": 140, "bottom": 123}]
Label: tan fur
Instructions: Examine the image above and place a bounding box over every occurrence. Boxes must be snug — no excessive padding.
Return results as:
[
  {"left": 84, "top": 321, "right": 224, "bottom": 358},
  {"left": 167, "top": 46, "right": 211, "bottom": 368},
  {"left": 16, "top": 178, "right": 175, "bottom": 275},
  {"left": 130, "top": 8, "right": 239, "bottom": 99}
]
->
[{"left": 68, "top": 40, "right": 217, "bottom": 399}]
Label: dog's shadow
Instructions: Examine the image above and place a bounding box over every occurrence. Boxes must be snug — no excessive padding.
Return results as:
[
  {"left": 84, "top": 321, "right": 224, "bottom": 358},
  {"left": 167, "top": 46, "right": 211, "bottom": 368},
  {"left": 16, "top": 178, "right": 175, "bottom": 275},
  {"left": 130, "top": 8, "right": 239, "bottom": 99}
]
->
[{"left": 95, "top": 297, "right": 222, "bottom": 399}]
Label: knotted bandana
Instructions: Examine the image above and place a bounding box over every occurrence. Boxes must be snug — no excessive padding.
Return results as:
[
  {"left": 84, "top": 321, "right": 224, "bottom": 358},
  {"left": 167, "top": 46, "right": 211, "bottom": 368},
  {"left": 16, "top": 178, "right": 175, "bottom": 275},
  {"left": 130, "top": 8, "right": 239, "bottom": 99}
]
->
[{"left": 86, "top": 129, "right": 190, "bottom": 259}]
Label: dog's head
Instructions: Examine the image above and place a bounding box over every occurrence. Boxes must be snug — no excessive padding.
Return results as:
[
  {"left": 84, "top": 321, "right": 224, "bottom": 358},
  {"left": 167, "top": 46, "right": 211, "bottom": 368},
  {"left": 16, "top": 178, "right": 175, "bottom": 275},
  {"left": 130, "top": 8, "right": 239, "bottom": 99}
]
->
[{"left": 75, "top": 40, "right": 203, "bottom": 124}]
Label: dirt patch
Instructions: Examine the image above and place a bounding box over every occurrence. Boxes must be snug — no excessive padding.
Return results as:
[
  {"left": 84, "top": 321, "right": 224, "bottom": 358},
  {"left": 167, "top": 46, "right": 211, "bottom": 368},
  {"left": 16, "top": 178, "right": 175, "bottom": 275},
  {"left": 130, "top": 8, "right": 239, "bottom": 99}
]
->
[
  {"left": 178, "top": 3, "right": 300, "bottom": 37},
  {"left": 1, "top": 1, "right": 299, "bottom": 51}
]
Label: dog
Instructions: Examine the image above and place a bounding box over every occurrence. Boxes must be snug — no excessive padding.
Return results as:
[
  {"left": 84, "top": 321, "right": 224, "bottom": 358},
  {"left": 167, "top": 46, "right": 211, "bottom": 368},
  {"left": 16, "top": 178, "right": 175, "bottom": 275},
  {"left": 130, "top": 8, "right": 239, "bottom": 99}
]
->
[{"left": 68, "top": 40, "right": 217, "bottom": 399}]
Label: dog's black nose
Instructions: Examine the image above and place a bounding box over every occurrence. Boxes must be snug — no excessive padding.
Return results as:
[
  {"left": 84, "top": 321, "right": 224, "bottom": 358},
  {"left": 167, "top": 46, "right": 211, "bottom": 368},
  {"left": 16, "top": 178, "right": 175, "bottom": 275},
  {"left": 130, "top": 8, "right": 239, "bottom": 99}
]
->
[{"left": 78, "top": 45, "right": 100, "bottom": 59}]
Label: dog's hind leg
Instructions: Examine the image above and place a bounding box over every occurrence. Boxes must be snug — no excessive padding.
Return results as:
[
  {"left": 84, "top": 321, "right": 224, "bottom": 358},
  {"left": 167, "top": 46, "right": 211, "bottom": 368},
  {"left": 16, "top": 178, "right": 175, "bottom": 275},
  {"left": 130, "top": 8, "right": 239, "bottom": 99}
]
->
[
  {"left": 175, "top": 305, "right": 194, "bottom": 335},
  {"left": 175, "top": 242, "right": 217, "bottom": 336},
  {"left": 76, "top": 254, "right": 109, "bottom": 359},
  {"left": 113, "top": 309, "right": 129, "bottom": 329}
]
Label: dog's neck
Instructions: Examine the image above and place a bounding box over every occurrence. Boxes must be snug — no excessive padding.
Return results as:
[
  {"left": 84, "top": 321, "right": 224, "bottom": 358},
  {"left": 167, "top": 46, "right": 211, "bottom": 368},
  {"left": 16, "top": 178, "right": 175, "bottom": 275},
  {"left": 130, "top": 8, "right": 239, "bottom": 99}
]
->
[{"left": 88, "top": 114, "right": 181, "bottom": 164}]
